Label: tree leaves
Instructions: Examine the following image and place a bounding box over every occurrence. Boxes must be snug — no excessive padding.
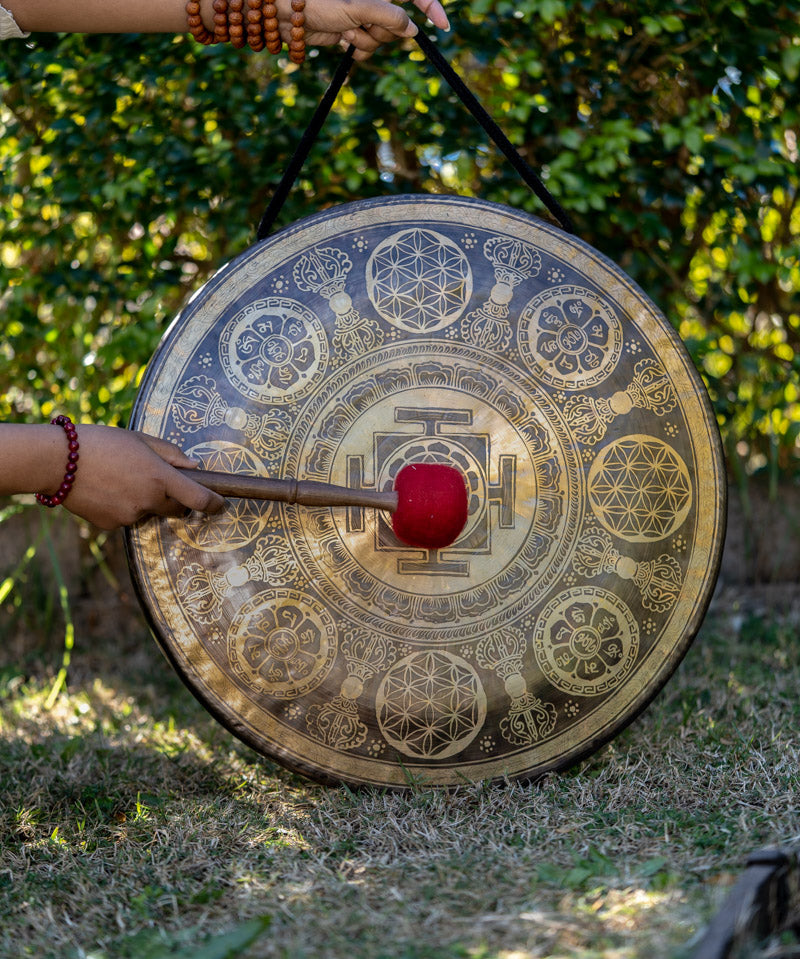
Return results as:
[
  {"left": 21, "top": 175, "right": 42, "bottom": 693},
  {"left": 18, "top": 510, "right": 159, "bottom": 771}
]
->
[{"left": 1, "top": 3, "right": 799, "bottom": 473}]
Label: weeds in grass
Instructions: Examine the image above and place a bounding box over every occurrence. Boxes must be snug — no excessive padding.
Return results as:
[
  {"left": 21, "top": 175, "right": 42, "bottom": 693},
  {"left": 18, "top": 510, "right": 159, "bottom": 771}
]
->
[
  {"left": 0, "top": 582, "right": 798, "bottom": 958},
  {"left": 1, "top": 506, "right": 75, "bottom": 706}
]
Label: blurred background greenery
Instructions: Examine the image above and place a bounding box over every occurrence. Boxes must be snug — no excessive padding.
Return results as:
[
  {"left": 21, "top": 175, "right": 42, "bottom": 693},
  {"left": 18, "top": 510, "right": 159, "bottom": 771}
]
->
[
  {"left": 1, "top": 0, "right": 799, "bottom": 485},
  {"left": 1, "top": 16, "right": 798, "bottom": 955}
]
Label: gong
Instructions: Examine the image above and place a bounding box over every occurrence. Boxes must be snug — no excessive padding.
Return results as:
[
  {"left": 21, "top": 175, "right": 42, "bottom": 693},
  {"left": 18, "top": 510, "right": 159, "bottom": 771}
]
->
[{"left": 125, "top": 194, "right": 726, "bottom": 788}]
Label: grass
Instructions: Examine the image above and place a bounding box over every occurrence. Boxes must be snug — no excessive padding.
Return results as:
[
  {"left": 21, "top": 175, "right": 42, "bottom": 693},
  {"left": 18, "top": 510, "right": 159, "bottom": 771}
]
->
[{"left": 1, "top": 534, "right": 799, "bottom": 958}]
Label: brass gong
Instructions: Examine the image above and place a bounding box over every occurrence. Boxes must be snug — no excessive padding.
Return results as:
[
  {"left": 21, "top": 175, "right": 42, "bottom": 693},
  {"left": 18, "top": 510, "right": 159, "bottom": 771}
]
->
[{"left": 125, "top": 195, "right": 726, "bottom": 788}]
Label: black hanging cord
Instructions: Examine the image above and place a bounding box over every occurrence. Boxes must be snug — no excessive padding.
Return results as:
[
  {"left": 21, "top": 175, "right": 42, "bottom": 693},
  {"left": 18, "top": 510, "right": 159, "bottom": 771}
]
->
[
  {"left": 256, "top": 32, "right": 575, "bottom": 240},
  {"left": 256, "top": 44, "right": 357, "bottom": 241},
  {"left": 412, "top": 31, "right": 574, "bottom": 235}
]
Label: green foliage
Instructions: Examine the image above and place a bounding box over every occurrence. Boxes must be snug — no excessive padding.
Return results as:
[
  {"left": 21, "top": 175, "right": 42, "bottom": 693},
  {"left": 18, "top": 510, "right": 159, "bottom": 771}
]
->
[
  {"left": 1, "top": 34, "right": 300, "bottom": 421},
  {"left": 372, "top": 0, "right": 800, "bottom": 475},
  {"left": 81, "top": 915, "right": 272, "bottom": 959},
  {"left": 1, "top": 2, "right": 799, "bottom": 475}
]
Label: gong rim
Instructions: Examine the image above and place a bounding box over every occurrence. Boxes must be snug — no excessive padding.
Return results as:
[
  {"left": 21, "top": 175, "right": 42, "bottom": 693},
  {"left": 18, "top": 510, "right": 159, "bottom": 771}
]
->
[{"left": 125, "top": 194, "right": 726, "bottom": 788}]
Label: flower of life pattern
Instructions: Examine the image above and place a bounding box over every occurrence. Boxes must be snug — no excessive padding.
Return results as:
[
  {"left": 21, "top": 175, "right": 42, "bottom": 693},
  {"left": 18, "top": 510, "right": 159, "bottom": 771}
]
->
[
  {"left": 376, "top": 650, "right": 487, "bottom": 759},
  {"left": 365, "top": 228, "right": 472, "bottom": 333},
  {"left": 174, "top": 441, "right": 269, "bottom": 552},
  {"left": 588, "top": 435, "right": 692, "bottom": 543}
]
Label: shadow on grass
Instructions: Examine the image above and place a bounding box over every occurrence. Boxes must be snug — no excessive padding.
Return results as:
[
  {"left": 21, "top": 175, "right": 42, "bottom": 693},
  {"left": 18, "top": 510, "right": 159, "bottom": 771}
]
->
[
  {"left": 0, "top": 713, "right": 318, "bottom": 956},
  {"left": 2, "top": 549, "right": 800, "bottom": 958}
]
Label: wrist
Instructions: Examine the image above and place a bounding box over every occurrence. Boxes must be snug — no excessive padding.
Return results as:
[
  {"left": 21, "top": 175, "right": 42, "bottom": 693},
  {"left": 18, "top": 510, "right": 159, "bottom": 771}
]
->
[
  {"left": 0, "top": 421, "right": 79, "bottom": 500},
  {"left": 36, "top": 415, "right": 80, "bottom": 508},
  {"left": 38, "top": 426, "right": 72, "bottom": 496}
]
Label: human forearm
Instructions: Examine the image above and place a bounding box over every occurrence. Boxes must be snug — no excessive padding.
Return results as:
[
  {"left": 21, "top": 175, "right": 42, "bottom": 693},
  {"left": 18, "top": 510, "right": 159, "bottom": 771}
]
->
[
  {"left": 0, "top": 423, "right": 69, "bottom": 497},
  {"left": 0, "top": 422, "right": 225, "bottom": 529},
  {"left": 5, "top": 0, "right": 448, "bottom": 37},
  {"left": 5, "top": 0, "right": 192, "bottom": 33}
]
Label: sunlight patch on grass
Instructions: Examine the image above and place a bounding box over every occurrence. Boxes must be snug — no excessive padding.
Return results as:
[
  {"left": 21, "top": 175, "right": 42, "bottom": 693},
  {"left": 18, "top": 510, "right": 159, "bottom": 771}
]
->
[{"left": 0, "top": 590, "right": 798, "bottom": 957}]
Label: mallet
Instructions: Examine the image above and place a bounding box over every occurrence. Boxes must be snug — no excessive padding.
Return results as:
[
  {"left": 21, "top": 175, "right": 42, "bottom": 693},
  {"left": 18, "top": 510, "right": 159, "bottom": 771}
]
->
[{"left": 183, "top": 463, "right": 469, "bottom": 549}]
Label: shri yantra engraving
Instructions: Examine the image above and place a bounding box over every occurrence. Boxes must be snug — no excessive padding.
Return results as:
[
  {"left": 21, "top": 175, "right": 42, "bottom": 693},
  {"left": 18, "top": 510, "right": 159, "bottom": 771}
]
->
[
  {"left": 125, "top": 194, "right": 725, "bottom": 788},
  {"left": 284, "top": 346, "right": 583, "bottom": 635}
]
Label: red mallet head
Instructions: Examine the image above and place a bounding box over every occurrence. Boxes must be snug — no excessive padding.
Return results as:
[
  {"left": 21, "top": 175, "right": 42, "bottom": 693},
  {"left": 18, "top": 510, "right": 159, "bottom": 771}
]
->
[{"left": 391, "top": 463, "right": 469, "bottom": 550}]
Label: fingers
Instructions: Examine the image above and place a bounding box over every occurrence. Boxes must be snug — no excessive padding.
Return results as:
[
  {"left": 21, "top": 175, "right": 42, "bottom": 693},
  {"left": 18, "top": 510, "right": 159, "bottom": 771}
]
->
[
  {"left": 163, "top": 469, "right": 227, "bottom": 516},
  {"left": 361, "top": 0, "right": 450, "bottom": 34},
  {"left": 132, "top": 432, "right": 225, "bottom": 515},
  {"left": 411, "top": 0, "right": 450, "bottom": 31},
  {"left": 53, "top": 425, "right": 228, "bottom": 530},
  {"left": 138, "top": 432, "right": 201, "bottom": 468},
  {"left": 336, "top": 0, "right": 450, "bottom": 60},
  {"left": 117, "top": 430, "right": 225, "bottom": 520},
  {"left": 344, "top": 0, "right": 412, "bottom": 36},
  {"left": 341, "top": 25, "right": 393, "bottom": 58},
  {"left": 297, "top": 0, "right": 449, "bottom": 60}
]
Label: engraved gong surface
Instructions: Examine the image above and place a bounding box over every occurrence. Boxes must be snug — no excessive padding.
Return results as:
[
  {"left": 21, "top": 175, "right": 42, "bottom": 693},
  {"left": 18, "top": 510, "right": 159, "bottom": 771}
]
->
[{"left": 125, "top": 195, "right": 726, "bottom": 788}]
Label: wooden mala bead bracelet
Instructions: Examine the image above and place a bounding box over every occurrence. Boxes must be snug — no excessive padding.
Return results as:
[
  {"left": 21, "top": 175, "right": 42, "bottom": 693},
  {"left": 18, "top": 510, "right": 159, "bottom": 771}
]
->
[
  {"left": 184, "top": 0, "right": 305, "bottom": 62},
  {"left": 185, "top": 0, "right": 214, "bottom": 45},
  {"left": 263, "top": 1, "right": 281, "bottom": 54},
  {"left": 246, "top": 0, "right": 264, "bottom": 52},
  {"left": 288, "top": 0, "right": 306, "bottom": 64},
  {"left": 212, "top": 0, "right": 230, "bottom": 43}
]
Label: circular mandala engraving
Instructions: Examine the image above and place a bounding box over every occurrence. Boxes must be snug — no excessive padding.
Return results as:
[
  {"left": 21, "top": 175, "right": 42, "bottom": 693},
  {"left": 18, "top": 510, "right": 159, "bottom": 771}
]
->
[
  {"left": 220, "top": 296, "right": 327, "bottom": 403},
  {"left": 174, "top": 441, "right": 269, "bottom": 552},
  {"left": 366, "top": 228, "right": 472, "bottom": 333},
  {"left": 534, "top": 587, "right": 639, "bottom": 696},
  {"left": 376, "top": 650, "right": 486, "bottom": 758},
  {"left": 519, "top": 285, "right": 623, "bottom": 389},
  {"left": 286, "top": 345, "right": 584, "bottom": 638},
  {"left": 228, "top": 590, "right": 337, "bottom": 698},
  {"left": 125, "top": 194, "right": 725, "bottom": 789},
  {"left": 588, "top": 435, "right": 692, "bottom": 542}
]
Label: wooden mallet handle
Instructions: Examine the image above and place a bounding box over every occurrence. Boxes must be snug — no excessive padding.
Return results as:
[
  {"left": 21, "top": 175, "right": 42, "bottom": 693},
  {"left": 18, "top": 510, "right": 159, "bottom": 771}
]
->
[{"left": 185, "top": 469, "right": 399, "bottom": 513}]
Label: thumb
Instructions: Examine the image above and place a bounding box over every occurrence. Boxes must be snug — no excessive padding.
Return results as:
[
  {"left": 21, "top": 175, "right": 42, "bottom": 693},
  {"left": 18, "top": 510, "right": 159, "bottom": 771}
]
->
[
  {"left": 138, "top": 433, "right": 201, "bottom": 468},
  {"left": 164, "top": 468, "right": 227, "bottom": 515}
]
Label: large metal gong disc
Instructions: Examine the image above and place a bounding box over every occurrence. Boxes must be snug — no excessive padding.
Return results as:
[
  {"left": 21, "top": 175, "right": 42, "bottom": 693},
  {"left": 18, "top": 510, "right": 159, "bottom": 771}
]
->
[{"left": 125, "top": 195, "right": 726, "bottom": 788}]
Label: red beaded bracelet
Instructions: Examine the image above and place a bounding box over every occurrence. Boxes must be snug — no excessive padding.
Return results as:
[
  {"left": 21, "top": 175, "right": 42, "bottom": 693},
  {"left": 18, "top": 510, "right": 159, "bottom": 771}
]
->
[{"left": 36, "top": 415, "right": 80, "bottom": 508}]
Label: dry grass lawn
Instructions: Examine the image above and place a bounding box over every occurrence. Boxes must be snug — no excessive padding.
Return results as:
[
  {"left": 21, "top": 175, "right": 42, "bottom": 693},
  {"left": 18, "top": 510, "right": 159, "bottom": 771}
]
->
[{"left": 1, "top": 556, "right": 799, "bottom": 958}]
